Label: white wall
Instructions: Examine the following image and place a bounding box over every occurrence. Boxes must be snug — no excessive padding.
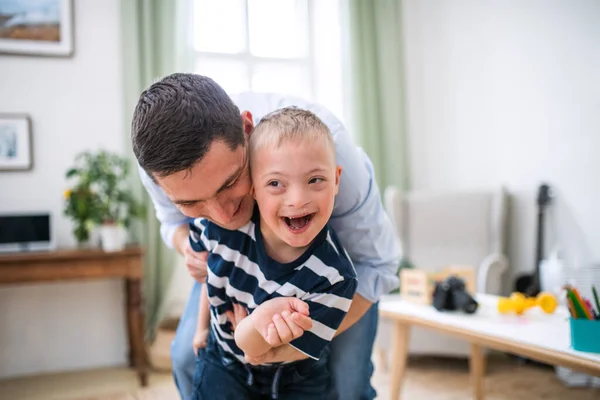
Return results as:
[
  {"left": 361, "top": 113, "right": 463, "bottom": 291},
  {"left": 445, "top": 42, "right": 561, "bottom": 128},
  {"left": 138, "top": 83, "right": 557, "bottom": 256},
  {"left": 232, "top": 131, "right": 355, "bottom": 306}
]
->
[
  {"left": 0, "top": 0, "right": 129, "bottom": 378},
  {"left": 402, "top": 0, "right": 600, "bottom": 288}
]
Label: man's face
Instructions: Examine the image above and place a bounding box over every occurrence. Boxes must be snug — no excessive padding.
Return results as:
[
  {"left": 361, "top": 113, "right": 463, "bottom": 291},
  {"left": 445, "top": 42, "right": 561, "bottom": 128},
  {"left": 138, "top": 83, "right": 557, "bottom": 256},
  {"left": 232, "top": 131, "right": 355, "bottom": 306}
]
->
[
  {"left": 251, "top": 137, "right": 341, "bottom": 249},
  {"left": 155, "top": 139, "right": 255, "bottom": 230}
]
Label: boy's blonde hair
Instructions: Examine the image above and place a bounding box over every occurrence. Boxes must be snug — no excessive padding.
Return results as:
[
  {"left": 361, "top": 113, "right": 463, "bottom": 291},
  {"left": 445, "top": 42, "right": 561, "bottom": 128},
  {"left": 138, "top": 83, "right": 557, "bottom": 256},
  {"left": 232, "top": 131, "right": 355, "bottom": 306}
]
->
[{"left": 249, "top": 107, "right": 334, "bottom": 162}]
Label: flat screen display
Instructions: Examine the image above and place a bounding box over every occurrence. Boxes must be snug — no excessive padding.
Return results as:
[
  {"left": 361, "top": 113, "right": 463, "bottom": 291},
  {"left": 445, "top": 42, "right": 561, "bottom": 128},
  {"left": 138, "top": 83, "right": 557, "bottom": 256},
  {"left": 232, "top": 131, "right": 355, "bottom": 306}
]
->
[{"left": 0, "top": 214, "right": 53, "bottom": 252}]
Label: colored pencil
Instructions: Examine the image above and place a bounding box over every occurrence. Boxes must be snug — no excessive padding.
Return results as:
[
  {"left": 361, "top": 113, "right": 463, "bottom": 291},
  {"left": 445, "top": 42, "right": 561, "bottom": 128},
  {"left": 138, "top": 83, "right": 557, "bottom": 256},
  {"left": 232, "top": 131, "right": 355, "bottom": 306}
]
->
[
  {"left": 572, "top": 287, "right": 594, "bottom": 320},
  {"left": 566, "top": 296, "right": 577, "bottom": 318},
  {"left": 566, "top": 289, "right": 587, "bottom": 319},
  {"left": 592, "top": 285, "right": 600, "bottom": 318}
]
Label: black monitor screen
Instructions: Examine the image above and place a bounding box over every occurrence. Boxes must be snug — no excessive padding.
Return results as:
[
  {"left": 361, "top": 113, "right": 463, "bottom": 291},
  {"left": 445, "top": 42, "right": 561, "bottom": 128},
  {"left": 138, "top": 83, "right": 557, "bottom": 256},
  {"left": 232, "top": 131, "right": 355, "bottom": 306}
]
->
[{"left": 0, "top": 215, "right": 51, "bottom": 244}]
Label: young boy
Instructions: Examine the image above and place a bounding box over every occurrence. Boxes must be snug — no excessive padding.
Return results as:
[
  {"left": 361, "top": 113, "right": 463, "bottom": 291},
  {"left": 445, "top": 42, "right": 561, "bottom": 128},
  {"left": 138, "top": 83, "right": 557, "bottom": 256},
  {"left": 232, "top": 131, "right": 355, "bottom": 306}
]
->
[{"left": 189, "top": 107, "right": 357, "bottom": 400}]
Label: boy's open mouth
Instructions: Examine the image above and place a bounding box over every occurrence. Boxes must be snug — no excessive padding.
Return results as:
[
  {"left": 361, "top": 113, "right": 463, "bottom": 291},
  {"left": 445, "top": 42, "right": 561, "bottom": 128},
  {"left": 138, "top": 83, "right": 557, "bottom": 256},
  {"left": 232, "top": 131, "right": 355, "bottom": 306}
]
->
[{"left": 282, "top": 213, "right": 315, "bottom": 231}]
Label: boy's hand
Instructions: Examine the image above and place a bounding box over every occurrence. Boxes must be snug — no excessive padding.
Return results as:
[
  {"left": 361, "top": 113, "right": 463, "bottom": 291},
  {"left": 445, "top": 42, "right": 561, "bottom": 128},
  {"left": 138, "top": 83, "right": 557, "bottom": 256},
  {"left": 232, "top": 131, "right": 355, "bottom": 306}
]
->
[
  {"left": 264, "top": 311, "right": 314, "bottom": 346},
  {"left": 192, "top": 328, "right": 210, "bottom": 354},
  {"left": 250, "top": 298, "right": 313, "bottom": 346},
  {"left": 225, "top": 303, "right": 248, "bottom": 331},
  {"left": 183, "top": 246, "right": 209, "bottom": 283}
]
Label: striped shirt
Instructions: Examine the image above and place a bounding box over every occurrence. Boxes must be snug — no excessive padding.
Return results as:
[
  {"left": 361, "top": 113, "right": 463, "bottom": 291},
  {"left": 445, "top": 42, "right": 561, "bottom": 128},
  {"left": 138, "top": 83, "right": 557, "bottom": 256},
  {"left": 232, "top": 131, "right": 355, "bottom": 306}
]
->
[{"left": 189, "top": 207, "right": 357, "bottom": 363}]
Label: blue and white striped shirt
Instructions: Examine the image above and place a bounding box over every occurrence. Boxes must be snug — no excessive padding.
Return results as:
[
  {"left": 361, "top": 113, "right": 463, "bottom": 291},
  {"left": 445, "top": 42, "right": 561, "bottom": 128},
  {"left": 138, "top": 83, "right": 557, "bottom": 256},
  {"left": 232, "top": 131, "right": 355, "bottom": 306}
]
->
[{"left": 189, "top": 207, "right": 358, "bottom": 363}]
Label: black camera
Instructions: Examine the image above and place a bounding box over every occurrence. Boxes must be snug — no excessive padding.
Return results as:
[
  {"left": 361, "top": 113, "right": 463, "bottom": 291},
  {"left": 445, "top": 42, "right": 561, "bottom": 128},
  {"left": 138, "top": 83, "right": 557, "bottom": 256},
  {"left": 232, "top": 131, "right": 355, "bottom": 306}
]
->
[{"left": 432, "top": 276, "right": 479, "bottom": 314}]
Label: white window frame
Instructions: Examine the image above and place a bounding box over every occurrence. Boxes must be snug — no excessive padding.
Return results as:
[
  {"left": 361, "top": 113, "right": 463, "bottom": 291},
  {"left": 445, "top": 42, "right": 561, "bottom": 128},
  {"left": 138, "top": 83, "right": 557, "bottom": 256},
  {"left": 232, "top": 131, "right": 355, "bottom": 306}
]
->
[{"left": 193, "top": 0, "right": 318, "bottom": 100}]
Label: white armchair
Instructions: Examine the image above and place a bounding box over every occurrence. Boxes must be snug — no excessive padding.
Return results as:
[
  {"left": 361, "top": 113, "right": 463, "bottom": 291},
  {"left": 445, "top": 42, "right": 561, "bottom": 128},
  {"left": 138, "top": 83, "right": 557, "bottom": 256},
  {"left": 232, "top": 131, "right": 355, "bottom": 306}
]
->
[{"left": 377, "top": 187, "right": 509, "bottom": 357}]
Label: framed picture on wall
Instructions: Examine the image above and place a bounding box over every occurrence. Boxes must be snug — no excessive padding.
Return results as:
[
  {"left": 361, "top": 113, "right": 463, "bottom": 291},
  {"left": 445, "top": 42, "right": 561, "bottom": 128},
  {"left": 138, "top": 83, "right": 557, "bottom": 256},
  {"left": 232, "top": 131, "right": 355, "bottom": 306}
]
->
[
  {"left": 0, "top": 114, "right": 33, "bottom": 171},
  {"left": 0, "top": 0, "right": 74, "bottom": 57}
]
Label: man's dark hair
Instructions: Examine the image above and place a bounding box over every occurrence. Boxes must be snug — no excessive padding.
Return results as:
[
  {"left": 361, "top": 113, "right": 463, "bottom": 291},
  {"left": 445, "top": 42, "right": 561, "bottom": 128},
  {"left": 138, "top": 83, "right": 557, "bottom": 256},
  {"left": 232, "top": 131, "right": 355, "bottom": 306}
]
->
[{"left": 131, "top": 73, "right": 244, "bottom": 178}]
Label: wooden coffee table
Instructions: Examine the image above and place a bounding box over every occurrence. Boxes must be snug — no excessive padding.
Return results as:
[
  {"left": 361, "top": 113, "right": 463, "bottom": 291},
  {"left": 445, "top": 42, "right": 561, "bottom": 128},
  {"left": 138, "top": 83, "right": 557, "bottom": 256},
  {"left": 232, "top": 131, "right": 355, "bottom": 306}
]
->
[{"left": 379, "top": 294, "right": 600, "bottom": 400}]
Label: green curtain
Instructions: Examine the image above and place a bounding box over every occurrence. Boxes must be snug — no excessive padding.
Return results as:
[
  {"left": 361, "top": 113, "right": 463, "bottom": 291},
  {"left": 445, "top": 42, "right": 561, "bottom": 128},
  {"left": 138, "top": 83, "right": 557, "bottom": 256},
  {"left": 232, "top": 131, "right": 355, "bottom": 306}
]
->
[
  {"left": 348, "top": 0, "right": 410, "bottom": 191},
  {"left": 120, "top": 0, "right": 193, "bottom": 339}
]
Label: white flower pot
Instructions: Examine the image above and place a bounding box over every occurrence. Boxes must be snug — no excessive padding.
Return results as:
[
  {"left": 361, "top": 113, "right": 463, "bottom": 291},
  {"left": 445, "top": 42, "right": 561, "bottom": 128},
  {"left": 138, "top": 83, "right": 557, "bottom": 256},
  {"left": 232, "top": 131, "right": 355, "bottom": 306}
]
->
[{"left": 99, "top": 224, "right": 127, "bottom": 252}]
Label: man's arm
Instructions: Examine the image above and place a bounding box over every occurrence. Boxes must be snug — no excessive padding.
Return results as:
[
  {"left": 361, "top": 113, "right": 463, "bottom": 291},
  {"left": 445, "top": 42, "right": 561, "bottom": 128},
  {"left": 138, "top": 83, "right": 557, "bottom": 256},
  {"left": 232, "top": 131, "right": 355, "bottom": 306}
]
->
[{"left": 336, "top": 293, "right": 372, "bottom": 334}]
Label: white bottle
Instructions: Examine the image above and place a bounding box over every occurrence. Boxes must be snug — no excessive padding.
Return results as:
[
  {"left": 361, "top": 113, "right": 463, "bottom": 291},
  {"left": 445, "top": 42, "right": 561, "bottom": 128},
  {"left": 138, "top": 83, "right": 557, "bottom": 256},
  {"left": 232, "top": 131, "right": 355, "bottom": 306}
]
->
[{"left": 539, "top": 248, "right": 566, "bottom": 296}]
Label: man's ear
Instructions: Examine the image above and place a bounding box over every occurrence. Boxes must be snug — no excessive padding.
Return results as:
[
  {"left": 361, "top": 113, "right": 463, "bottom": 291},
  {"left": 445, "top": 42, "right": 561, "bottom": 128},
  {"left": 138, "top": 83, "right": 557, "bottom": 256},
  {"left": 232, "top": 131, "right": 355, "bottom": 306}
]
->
[
  {"left": 241, "top": 110, "right": 254, "bottom": 136},
  {"left": 334, "top": 165, "right": 342, "bottom": 195}
]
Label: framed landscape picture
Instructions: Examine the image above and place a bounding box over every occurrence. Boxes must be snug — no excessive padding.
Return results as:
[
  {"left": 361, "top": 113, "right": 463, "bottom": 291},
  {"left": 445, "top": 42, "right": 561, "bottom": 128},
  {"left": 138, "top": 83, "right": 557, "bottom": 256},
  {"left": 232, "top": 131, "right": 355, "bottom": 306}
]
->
[
  {"left": 0, "top": 0, "right": 74, "bottom": 57},
  {"left": 0, "top": 114, "right": 32, "bottom": 171}
]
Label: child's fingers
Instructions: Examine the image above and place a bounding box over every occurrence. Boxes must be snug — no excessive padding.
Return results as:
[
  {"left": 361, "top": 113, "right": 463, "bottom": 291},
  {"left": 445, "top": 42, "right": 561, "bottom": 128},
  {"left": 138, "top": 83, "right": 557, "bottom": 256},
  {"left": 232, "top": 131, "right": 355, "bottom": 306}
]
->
[
  {"left": 225, "top": 310, "right": 237, "bottom": 330},
  {"left": 266, "top": 323, "right": 281, "bottom": 346},
  {"left": 273, "top": 313, "right": 293, "bottom": 343},
  {"left": 282, "top": 311, "right": 304, "bottom": 339},
  {"left": 289, "top": 298, "right": 310, "bottom": 316},
  {"left": 233, "top": 303, "right": 248, "bottom": 319},
  {"left": 291, "top": 312, "right": 313, "bottom": 331},
  {"left": 232, "top": 304, "right": 248, "bottom": 328}
]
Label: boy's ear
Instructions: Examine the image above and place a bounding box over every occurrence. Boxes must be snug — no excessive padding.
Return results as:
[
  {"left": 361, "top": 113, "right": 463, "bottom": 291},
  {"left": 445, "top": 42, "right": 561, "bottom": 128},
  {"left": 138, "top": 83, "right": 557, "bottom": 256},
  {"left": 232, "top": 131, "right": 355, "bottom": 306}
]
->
[
  {"left": 250, "top": 185, "right": 256, "bottom": 199},
  {"left": 334, "top": 165, "right": 342, "bottom": 195}
]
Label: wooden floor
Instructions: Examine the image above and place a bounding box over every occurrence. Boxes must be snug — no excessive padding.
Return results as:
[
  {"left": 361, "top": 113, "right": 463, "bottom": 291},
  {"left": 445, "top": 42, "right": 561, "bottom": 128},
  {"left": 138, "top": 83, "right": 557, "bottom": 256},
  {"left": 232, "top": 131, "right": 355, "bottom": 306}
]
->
[{"left": 0, "top": 355, "right": 598, "bottom": 400}]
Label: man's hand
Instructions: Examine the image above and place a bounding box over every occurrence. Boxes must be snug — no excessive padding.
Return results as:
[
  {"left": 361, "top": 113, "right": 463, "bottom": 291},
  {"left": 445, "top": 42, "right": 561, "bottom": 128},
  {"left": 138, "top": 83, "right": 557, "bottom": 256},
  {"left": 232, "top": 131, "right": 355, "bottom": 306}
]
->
[
  {"left": 250, "top": 297, "right": 313, "bottom": 346},
  {"left": 174, "top": 225, "right": 209, "bottom": 283}
]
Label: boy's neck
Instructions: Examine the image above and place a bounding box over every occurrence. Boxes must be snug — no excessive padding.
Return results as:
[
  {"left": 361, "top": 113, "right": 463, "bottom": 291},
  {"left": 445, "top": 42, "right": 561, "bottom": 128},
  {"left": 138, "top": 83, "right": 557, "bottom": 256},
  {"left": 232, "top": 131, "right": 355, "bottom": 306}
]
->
[{"left": 259, "top": 216, "right": 311, "bottom": 264}]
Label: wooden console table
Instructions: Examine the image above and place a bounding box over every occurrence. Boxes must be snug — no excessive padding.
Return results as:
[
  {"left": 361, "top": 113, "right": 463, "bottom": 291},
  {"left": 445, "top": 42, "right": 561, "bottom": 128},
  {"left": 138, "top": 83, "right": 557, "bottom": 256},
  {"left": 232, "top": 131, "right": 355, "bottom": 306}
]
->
[{"left": 0, "top": 247, "right": 149, "bottom": 386}]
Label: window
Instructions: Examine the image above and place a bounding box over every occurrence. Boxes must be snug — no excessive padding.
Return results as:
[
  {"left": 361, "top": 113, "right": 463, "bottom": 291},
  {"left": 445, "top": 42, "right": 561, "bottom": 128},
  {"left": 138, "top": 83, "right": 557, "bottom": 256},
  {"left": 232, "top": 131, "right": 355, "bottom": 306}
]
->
[{"left": 193, "top": 0, "right": 346, "bottom": 122}]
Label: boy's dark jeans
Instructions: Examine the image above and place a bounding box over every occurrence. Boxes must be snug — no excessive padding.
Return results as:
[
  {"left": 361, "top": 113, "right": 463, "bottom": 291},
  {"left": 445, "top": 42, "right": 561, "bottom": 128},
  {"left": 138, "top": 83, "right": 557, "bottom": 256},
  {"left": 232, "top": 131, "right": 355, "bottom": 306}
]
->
[{"left": 192, "top": 334, "right": 335, "bottom": 400}]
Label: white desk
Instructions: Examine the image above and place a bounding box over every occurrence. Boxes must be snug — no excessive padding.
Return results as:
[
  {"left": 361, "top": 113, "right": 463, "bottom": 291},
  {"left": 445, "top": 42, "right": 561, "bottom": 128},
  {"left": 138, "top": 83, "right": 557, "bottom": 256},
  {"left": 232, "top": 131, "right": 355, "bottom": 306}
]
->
[{"left": 379, "top": 294, "right": 600, "bottom": 400}]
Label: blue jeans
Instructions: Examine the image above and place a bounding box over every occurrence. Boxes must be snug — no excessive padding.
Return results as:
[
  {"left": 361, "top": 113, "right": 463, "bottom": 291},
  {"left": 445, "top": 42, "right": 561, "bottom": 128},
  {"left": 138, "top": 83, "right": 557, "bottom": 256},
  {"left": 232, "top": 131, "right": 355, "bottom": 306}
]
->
[
  {"left": 192, "top": 332, "right": 334, "bottom": 400},
  {"left": 171, "top": 282, "right": 379, "bottom": 400}
]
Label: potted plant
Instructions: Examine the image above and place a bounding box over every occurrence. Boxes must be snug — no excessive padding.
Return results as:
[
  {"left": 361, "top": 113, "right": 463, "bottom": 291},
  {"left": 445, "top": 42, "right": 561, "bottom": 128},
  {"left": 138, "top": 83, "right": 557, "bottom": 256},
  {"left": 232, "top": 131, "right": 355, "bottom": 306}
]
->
[
  {"left": 63, "top": 186, "right": 101, "bottom": 247},
  {"left": 64, "top": 150, "right": 144, "bottom": 251}
]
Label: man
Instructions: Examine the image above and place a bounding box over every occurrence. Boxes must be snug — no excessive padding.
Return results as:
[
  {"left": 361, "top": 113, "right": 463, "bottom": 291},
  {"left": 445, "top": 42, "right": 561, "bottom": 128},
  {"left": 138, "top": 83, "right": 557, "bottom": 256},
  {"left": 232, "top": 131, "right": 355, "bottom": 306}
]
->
[{"left": 132, "top": 73, "right": 401, "bottom": 400}]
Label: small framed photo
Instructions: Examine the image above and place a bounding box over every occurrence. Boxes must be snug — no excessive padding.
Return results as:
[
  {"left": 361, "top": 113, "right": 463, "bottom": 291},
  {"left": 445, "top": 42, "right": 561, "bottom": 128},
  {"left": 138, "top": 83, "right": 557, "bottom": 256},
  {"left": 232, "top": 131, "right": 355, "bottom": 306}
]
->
[
  {"left": 0, "top": 0, "right": 74, "bottom": 57},
  {"left": 0, "top": 114, "right": 32, "bottom": 171}
]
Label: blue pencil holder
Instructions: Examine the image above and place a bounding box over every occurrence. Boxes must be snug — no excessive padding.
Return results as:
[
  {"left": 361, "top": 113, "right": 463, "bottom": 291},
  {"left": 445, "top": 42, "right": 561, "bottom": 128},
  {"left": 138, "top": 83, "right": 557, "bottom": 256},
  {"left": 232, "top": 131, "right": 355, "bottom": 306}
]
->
[{"left": 570, "top": 318, "right": 600, "bottom": 353}]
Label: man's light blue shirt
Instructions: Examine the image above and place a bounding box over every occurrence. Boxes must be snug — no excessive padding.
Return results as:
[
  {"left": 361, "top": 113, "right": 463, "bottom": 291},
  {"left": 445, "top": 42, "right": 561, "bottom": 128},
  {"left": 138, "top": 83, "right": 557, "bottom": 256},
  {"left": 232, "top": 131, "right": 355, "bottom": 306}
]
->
[{"left": 138, "top": 92, "right": 401, "bottom": 303}]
